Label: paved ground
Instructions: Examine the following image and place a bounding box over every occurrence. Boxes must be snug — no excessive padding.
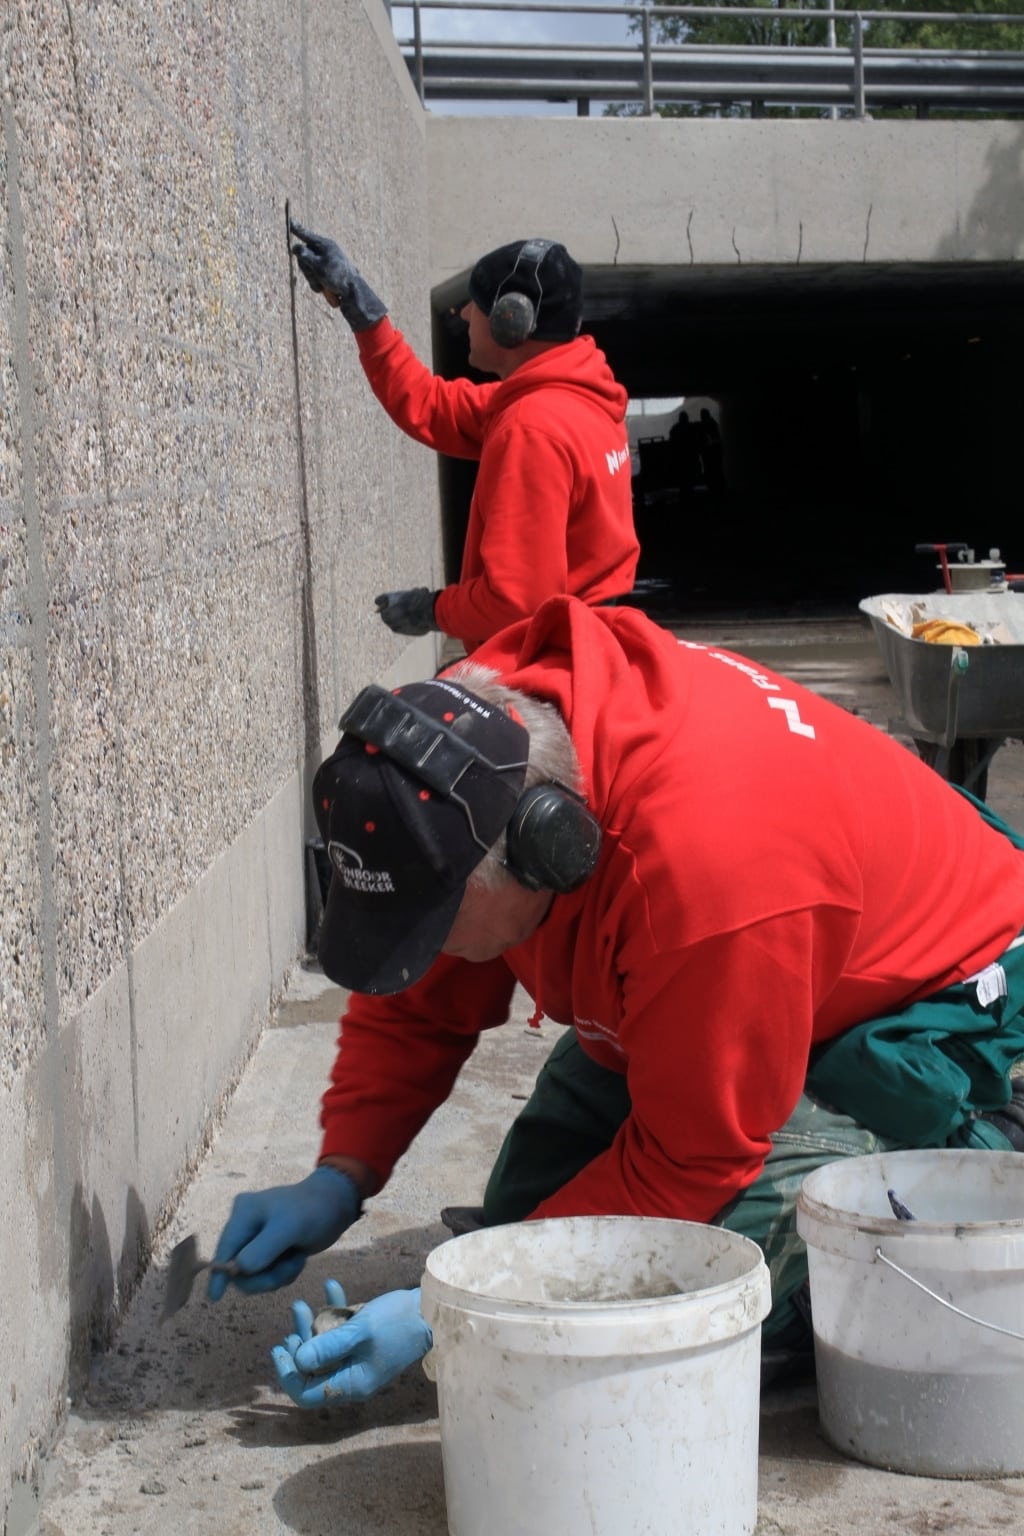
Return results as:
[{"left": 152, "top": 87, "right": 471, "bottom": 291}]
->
[{"left": 36, "top": 613, "right": 1024, "bottom": 1535}]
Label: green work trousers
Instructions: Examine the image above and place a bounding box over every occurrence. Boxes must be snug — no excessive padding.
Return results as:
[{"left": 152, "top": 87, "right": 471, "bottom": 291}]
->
[
  {"left": 483, "top": 790, "right": 1024, "bottom": 1348},
  {"left": 482, "top": 1027, "right": 1016, "bottom": 1349}
]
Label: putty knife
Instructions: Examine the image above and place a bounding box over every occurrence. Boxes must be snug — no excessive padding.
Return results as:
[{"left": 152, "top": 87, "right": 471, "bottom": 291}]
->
[{"left": 161, "top": 1233, "right": 240, "bottom": 1323}]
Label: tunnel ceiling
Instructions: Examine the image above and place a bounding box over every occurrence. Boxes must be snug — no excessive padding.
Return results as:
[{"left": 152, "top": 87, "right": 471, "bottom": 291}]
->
[{"left": 433, "top": 260, "right": 1024, "bottom": 397}]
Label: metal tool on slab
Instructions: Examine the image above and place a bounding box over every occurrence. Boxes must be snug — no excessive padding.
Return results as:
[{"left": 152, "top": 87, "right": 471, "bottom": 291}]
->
[
  {"left": 162, "top": 1233, "right": 361, "bottom": 1331},
  {"left": 161, "top": 1233, "right": 241, "bottom": 1323}
]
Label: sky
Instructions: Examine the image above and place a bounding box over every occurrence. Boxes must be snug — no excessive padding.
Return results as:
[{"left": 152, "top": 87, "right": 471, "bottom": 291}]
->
[{"left": 389, "top": 0, "right": 639, "bottom": 115}]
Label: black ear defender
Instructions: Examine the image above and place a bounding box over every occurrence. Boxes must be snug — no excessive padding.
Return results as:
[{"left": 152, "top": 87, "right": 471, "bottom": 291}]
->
[
  {"left": 505, "top": 782, "right": 602, "bottom": 894},
  {"left": 336, "top": 683, "right": 601, "bottom": 895},
  {"left": 489, "top": 238, "right": 554, "bottom": 349}
]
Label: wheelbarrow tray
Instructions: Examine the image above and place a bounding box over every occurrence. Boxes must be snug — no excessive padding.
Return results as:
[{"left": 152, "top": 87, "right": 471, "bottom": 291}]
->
[{"left": 859, "top": 592, "right": 1024, "bottom": 742}]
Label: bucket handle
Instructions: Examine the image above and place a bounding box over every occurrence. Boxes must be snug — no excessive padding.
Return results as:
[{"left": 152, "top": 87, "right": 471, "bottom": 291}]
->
[{"left": 874, "top": 1247, "right": 1024, "bottom": 1343}]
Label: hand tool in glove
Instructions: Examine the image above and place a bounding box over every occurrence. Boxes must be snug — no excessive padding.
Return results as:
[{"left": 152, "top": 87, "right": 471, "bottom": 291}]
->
[
  {"left": 162, "top": 1234, "right": 241, "bottom": 1323},
  {"left": 289, "top": 219, "right": 388, "bottom": 332},
  {"left": 207, "top": 1165, "right": 362, "bottom": 1300}
]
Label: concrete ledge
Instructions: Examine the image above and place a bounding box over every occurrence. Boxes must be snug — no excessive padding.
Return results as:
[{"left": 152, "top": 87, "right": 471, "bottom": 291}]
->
[
  {"left": 427, "top": 117, "right": 1024, "bottom": 272},
  {"left": 0, "top": 769, "right": 307, "bottom": 1506}
]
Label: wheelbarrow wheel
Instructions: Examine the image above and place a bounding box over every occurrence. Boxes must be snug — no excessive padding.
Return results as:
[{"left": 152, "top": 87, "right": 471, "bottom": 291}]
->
[{"left": 913, "top": 737, "right": 991, "bottom": 802}]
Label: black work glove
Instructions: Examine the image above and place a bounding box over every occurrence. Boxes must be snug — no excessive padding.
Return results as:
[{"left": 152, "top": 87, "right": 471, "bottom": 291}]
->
[
  {"left": 375, "top": 588, "right": 440, "bottom": 637},
  {"left": 289, "top": 219, "right": 388, "bottom": 333}
]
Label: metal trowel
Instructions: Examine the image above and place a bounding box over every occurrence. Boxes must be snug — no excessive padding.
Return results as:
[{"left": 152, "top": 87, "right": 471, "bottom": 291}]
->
[{"left": 161, "top": 1233, "right": 241, "bottom": 1323}]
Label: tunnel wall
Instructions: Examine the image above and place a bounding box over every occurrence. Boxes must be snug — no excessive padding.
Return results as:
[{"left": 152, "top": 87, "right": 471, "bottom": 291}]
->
[
  {"left": 426, "top": 116, "right": 1024, "bottom": 603},
  {"left": 0, "top": 3, "right": 441, "bottom": 1521},
  {"left": 426, "top": 116, "right": 1024, "bottom": 275}
]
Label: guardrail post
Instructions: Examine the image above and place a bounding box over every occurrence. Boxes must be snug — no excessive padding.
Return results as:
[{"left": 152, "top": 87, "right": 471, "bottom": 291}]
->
[
  {"left": 413, "top": 0, "right": 425, "bottom": 104},
  {"left": 642, "top": 8, "right": 654, "bottom": 116},
  {"left": 853, "top": 12, "right": 866, "bottom": 119}
]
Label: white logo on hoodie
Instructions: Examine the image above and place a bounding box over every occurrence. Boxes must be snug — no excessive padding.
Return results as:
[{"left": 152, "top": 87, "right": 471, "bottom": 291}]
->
[{"left": 605, "top": 446, "right": 630, "bottom": 476}]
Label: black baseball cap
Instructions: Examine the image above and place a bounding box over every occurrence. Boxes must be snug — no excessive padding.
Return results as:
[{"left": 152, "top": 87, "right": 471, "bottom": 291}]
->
[
  {"left": 468, "top": 239, "right": 583, "bottom": 342},
  {"left": 313, "top": 678, "right": 530, "bottom": 995}
]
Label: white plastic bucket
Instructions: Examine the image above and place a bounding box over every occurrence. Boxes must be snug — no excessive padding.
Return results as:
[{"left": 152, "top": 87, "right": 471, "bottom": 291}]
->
[
  {"left": 796, "top": 1149, "right": 1024, "bottom": 1477},
  {"left": 420, "top": 1215, "right": 771, "bottom": 1536}
]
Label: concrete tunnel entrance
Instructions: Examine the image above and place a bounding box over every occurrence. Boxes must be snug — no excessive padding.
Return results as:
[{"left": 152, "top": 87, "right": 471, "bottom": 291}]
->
[{"left": 430, "top": 260, "right": 1024, "bottom": 618}]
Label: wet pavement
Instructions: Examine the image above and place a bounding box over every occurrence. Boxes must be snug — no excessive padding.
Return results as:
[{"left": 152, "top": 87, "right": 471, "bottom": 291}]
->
[{"left": 35, "top": 609, "right": 1024, "bottom": 1536}]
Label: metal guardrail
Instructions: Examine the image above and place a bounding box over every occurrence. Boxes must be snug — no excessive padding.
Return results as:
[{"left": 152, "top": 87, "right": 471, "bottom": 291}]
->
[{"left": 392, "top": 2, "right": 1024, "bottom": 117}]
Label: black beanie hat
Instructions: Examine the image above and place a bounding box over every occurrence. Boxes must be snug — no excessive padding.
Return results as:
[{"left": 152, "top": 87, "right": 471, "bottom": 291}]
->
[{"left": 468, "top": 239, "right": 583, "bottom": 342}]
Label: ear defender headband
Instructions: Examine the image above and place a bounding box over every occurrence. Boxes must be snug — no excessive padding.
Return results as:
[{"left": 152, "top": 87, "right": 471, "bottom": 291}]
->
[
  {"left": 489, "top": 239, "right": 555, "bottom": 349},
  {"left": 339, "top": 684, "right": 601, "bottom": 895}
]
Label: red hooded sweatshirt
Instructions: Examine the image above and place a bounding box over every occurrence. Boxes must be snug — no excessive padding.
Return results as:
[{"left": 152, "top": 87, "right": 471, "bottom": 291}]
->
[
  {"left": 320, "top": 599, "right": 1024, "bottom": 1222},
  {"left": 356, "top": 319, "right": 638, "bottom": 650}
]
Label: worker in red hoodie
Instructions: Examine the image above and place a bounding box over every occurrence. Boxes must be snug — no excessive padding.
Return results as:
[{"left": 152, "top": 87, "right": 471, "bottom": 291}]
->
[
  {"left": 209, "top": 597, "right": 1024, "bottom": 1404},
  {"left": 289, "top": 220, "right": 639, "bottom": 652}
]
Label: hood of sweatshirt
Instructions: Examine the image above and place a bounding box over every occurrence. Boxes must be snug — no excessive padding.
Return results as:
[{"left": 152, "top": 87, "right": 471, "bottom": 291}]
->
[
  {"left": 485, "top": 336, "right": 628, "bottom": 428},
  {"left": 466, "top": 596, "right": 687, "bottom": 835}
]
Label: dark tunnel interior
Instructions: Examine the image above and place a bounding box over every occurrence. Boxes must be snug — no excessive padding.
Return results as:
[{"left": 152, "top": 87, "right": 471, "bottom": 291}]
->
[{"left": 431, "top": 260, "right": 1024, "bottom": 620}]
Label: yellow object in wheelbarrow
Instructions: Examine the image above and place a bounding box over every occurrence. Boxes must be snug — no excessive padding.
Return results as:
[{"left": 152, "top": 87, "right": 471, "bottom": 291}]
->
[{"left": 910, "top": 617, "right": 982, "bottom": 645}]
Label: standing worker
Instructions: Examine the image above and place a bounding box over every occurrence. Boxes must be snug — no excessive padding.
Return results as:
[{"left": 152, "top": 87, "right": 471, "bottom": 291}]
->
[
  {"left": 289, "top": 220, "right": 639, "bottom": 652},
  {"left": 209, "top": 596, "right": 1024, "bottom": 1404}
]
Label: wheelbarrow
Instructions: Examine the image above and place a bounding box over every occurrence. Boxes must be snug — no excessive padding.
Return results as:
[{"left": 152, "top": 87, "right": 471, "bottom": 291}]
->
[{"left": 859, "top": 590, "right": 1024, "bottom": 801}]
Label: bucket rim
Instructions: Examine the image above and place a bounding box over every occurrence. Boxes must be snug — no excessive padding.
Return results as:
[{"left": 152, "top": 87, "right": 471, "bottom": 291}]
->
[
  {"left": 796, "top": 1150, "right": 1024, "bottom": 1267},
  {"left": 424, "top": 1215, "right": 768, "bottom": 1305},
  {"left": 798, "top": 1149, "right": 1024, "bottom": 1231},
  {"left": 424, "top": 1262, "right": 768, "bottom": 1317},
  {"left": 421, "top": 1215, "right": 772, "bottom": 1340}
]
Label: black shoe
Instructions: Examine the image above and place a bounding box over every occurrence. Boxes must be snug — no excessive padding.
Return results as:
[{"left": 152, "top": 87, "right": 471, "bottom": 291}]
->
[
  {"left": 440, "top": 1205, "right": 487, "bottom": 1236},
  {"left": 761, "top": 1345, "right": 816, "bottom": 1389},
  {"left": 978, "top": 1078, "right": 1024, "bottom": 1151}
]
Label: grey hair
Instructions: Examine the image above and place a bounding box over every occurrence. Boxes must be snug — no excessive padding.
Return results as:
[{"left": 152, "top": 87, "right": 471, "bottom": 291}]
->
[{"left": 448, "top": 661, "right": 582, "bottom": 892}]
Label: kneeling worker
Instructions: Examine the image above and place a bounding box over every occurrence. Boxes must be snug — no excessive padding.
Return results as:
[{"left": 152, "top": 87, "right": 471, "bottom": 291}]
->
[{"left": 209, "top": 596, "right": 1024, "bottom": 1404}]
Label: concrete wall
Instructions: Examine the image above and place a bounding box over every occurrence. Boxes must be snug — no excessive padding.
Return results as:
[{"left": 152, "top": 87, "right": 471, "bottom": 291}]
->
[
  {"left": 0, "top": 1, "right": 439, "bottom": 1519},
  {"left": 426, "top": 117, "right": 1024, "bottom": 275}
]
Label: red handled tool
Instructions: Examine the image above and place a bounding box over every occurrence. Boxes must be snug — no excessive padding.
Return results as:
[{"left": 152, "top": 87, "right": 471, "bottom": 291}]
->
[{"left": 914, "top": 543, "right": 968, "bottom": 595}]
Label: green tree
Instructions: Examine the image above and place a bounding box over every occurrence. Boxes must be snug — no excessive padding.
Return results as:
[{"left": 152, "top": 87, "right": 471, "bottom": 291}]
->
[
  {"left": 643, "top": 0, "right": 1024, "bottom": 50},
  {"left": 604, "top": 0, "right": 1024, "bottom": 117},
  {"left": 644, "top": 0, "right": 834, "bottom": 49},
  {"left": 862, "top": 0, "right": 1024, "bottom": 51}
]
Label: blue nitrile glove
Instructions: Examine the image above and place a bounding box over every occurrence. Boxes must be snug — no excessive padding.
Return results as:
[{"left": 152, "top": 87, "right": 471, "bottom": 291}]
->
[
  {"left": 374, "top": 587, "right": 440, "bottom": 637},
  {"left": 207, "top": 1166, "right": 361, "bottom": 1301},
  {"left": 271, "top": 1284, "right": 432, "bottom": 1407},
  {"left": 288, "top": 220, "right": 388, "bottom": 333}
]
